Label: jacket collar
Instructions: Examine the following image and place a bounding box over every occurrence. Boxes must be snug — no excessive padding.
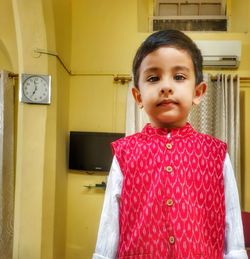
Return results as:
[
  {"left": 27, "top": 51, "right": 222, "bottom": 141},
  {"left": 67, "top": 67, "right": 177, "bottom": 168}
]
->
[{"left": 141, "top": 123, "right": 196, "bottom": 139}]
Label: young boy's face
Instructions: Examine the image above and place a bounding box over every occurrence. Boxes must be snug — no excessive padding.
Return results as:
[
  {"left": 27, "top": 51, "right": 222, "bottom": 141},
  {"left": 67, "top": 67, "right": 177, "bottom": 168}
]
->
[{"left": 132, "top": 46, "right": 206, "bottom": 129}]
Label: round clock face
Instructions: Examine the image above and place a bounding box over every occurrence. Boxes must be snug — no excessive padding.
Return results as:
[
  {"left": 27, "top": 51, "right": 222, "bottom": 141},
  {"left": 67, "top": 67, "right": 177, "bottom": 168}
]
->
[{"left": 23, "top": 76, "right": 49, "bottom": 103}]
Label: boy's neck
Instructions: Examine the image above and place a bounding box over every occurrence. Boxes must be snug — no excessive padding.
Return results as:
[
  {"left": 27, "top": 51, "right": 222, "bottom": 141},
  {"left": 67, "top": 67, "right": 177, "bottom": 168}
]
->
[{"left": 149, "top": 121, "right": 188, "bottom": 131}]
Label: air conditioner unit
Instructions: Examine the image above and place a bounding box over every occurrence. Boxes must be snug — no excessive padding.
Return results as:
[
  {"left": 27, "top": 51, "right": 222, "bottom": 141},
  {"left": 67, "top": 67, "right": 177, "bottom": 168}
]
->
[{"left": 195, "top": 40, "right": 241, "bottom": 69}]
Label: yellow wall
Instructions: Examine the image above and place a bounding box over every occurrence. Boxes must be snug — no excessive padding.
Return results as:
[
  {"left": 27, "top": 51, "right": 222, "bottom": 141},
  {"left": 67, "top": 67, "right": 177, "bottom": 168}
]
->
[
  {"left": 43, "top": 1, "right": 71, "bottom": 258},
  {"left": 0, "top": 0, "right": 17, "bottom": 71},
  {"left": 67, "top": 75, "right": 127, "bottom": 258},
  {"left": 0, "top": 0, "right": 71, "bottom": 258},
  {"left": 240, "top": 84, "right": 250, "bottom": 211},
  {"left": 0, "top": 41, "right": 13, "bottom": 71}
]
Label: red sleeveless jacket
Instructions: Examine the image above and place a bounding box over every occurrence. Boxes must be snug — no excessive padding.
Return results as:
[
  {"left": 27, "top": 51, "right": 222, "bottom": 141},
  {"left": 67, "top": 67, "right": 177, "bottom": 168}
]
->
[{"left": 112, "top": 123, "right": 227, "bottom": 259}]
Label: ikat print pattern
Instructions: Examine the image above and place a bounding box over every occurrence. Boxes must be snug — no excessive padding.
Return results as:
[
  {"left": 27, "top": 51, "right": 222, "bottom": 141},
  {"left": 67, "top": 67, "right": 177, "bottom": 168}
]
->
[{"left": 112, "top": 123, "right": 227, "bottom": 259}]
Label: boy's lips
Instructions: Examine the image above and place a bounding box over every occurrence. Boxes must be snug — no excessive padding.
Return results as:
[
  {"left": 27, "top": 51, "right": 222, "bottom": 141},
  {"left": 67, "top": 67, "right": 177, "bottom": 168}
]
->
[{"left": 157, "top": 99, "right": 177, "bottom": 106}]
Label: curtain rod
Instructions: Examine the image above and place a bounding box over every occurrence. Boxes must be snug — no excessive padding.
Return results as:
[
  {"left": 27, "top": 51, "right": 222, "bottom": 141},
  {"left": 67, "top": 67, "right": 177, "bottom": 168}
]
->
[
  {"left": 6, "top": 70, "right": 132, "bottom": 84},
  {"left": 5, "top": 70, "right": 132, "bottom": 84},
  {"left": 239, "top": 77, "right": 250, "bottom": 81},
  {"left": 8, "top": 72, "right": 18, "bottom": 78},
  {"left": 210, "top": 75, "right": 250, "bottom": 82},
  {"left": 0, "top": 72, "right": 18, "bottom": 79},
  {"left": 5, "top": 72, "right": 250, "bottom": 84},
  {"left": 114, "top": 75, "right": 250, "bottom": 84}
]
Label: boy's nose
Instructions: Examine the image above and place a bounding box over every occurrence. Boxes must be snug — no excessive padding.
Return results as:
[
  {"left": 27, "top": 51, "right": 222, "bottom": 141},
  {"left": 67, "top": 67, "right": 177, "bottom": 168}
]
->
[{"left": 160, "top": 83, "right": 174, "bottom": 95}]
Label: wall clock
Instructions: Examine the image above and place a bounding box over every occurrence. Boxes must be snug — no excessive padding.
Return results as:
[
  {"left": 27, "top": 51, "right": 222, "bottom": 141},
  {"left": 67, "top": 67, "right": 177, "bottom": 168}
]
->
[{"left": 20, "top": 74, "right": 51, "bottom": 104}]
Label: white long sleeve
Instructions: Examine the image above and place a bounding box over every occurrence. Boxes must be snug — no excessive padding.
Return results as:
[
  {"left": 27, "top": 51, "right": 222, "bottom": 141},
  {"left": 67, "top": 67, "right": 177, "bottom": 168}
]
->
[
  {"left": 93, "top": 154, "right": 247, "bottom": 259},
  {"left": 93, "top": 157, "right": 122, "bottom": 259},
  {"left": 223, "top": 153, "right": 247, "bottom": 258}
]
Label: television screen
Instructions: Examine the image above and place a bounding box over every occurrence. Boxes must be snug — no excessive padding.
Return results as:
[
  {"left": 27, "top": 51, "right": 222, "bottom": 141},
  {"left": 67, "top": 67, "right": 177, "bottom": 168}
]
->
[{"left": 69, "top": 131, "right": 125, "bottom": 172}]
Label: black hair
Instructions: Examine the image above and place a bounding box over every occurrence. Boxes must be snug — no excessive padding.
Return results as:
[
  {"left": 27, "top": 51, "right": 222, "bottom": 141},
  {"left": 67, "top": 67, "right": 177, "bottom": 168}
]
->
[{"left": 132, "top": 29, "right": 203, "bottom": 88}]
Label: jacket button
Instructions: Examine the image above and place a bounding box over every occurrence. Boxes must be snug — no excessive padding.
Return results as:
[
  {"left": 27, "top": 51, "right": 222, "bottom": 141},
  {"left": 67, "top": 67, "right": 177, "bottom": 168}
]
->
[
  {"left": 165, "top": 166, "right": 173, "bottom": 173},
  {"left": 166, "top": 143, "right": 172, "bottom": 150},
  {"left": 169, "top": 236, "right": 175, "bottom": 244},
  {"left": 166, "top": 199, "right": 174, "bottom": 207}
]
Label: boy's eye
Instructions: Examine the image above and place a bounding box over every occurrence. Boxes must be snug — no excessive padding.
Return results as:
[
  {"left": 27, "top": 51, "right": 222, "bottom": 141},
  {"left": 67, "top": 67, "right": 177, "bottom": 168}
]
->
[
  {"left": 174, "top": 74, "right": 186, "bottom": 81},
  {"left": 147, "top": 76, "right": 159, "bottom": 82}
]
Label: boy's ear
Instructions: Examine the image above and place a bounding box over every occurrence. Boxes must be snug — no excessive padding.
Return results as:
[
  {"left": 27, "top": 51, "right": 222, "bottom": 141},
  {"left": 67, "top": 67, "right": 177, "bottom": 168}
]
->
[
  {"left": 132, "top": 87, "right": 143, "bottom": 108},
  {"left": 193, "top": 81, "right": 207, "bottom": 105}
]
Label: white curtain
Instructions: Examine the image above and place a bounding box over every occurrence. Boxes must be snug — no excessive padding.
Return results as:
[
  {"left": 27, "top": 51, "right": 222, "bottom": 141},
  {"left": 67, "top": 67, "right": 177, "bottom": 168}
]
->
[
  {"left": 125, "top": 74, "right": 241, "bottom": 191},
  {"left": 189, "top": 73, "right": 240, "bottom": 191},
  {"left": 0, "top": 70, "right": 15, "bottom": 259}
]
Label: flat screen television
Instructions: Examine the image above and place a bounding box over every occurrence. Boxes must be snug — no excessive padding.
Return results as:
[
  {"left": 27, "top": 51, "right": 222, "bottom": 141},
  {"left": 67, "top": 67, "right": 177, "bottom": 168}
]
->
[{"left": 69, "top": 131, "right": 125, "bottom": 172}]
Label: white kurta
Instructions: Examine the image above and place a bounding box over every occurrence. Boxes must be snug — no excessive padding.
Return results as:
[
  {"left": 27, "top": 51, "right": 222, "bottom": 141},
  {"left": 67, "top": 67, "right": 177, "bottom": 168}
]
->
[{"left": 93, "top": 153, "right": 247, "bottom": 259}]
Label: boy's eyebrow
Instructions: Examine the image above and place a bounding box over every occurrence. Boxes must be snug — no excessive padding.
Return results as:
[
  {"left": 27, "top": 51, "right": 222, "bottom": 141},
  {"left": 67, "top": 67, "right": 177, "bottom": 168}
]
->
[
  {"left": 141, "top": 67, "right": 159, "bottom": 74},
  {"left": 142, "top": 65, "right": 191, "bottom": 74},
  {"left": 172, "top": 65, "right": 191, "bottom": 72}
]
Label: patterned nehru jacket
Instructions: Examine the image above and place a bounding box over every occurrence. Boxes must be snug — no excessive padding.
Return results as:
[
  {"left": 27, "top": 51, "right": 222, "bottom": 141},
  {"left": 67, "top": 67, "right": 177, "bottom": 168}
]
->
[{"left": 111, "top": 123, "right": 227, "bottom": 259}]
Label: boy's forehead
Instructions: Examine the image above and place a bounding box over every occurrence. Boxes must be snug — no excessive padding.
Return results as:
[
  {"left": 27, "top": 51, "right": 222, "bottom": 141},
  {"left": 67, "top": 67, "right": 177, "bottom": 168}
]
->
[
  {"left": 140, "top": 46, "right": 194, "bottom": 71},
  {"left": 145, "top": 46, "right": 191, "bottom": 59}
]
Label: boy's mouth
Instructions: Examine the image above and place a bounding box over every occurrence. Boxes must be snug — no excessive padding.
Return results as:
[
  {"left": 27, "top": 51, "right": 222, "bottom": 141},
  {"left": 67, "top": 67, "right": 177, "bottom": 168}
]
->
[{"left": 157, "top": 99, "right": 177, "bottom": 106}]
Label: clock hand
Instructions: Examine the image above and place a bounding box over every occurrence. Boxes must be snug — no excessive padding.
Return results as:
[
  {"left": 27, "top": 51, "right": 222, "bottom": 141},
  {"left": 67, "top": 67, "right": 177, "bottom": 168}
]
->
[{"left": 31, "top": 82, "right": 38, "bottom": 96}]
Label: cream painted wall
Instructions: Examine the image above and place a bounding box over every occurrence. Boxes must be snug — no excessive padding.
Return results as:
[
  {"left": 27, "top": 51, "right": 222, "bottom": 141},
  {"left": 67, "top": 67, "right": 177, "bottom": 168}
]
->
[
  {"left": 240, "top": 85, "right": 250, "bottom": 212},
  {"left": 12, "top": 0, "right": 47, "bottom": 257},
  {"left": 0, "top": 42, "right": 13, "bottom": 71},
  {"left": 67, "top": 76, "right": 127, "bottom": 259},
  {"left": 0, "top": 0, "right": 17, "bottom": 71},
  {"left": 68, "top": 1, "right": 250, "bottom": 259},
  {"left": 43, "top": 1, "right": 71, "bottom": 258},
  {"left": 0, "top": 0, "right": 71, "bottom": 258},
  {"left": 70, "top": 1, "right": 145, "bottom": 74}
]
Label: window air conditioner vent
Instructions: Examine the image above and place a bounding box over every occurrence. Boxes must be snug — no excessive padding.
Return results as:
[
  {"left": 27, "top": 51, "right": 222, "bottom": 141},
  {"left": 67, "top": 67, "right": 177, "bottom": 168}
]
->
[{"left": 150, "top": 16, "right": 227, "bottom": 32}]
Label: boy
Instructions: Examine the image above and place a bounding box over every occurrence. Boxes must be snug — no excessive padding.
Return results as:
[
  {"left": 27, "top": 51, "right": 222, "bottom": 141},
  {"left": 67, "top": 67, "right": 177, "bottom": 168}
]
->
[{"left": 93, "top": 30, "right": 247, "bottom": 258}]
